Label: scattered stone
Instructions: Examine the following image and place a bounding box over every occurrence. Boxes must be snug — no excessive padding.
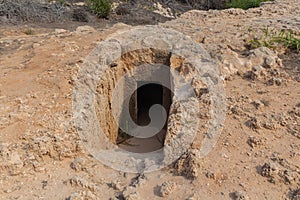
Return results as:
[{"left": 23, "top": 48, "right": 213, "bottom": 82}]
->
[
  {"left": 66, "top": 191, "right": 96, "bottom": 200},
  {"left": 205, "top": 169, "right": 227, "bottom": 183},
  {"left": 73, "top": 2, "right": 85, "bottom": 6},
  {"left": 248, "top": 47, "right": 281, "bottom": 69},
  {"left": 231, "top": 191, "right": 249, "bottom": 200},
  {"left": 42, "top": 180, "right": 48, "bottom": 189},
  {"left": 260, "top": 158, "right": 300, "bottom": 185},
  {"left": 260, "top": 1, "right": 275, "bottom": 6},
  {"left": 244, "top": 70, "right": 258, "bottom": 80},
  {"left": 70, "top": 158, "right": 86, "bottom": 172},
  {"left": 153, "top": 2, "right": 174, "bottom": 18},
  {"left": 261, "top": 162, "right": 279, "bottom": 181},
  {"left": 229, "top": 105, "right": 245, "bottom": 116},
  {"left": 122, "top": 186, "right": 140, "bottom": 200},
  {"left": 69, "top": 176, "right": 97, "bottom": 192},
  {"left": 289, "top": 108, "right": 300, "bottom": 118},
  {"left": 247, "top": 136, "right": 264, "bottom": 148},
  {"left": 55, "top": 29, "right": 67, "bottom": 34},
  {"left": 0, "top": 143, "right": 23, "bottom": 171},
  {"left": 287, "top": 124, "right": 300, "bottom": 139},
  {"left": 244, "top": 65, "right": 267, "bottom": 80},
  {"left": 32, "top": 43, "right": 41, "bottom": 49},
  {"left": 175, "top": 150, "right": 201, "bottom": 179},
  {"left": 261, "top": 118, "right": 277, "bottom": 130},
  {"left": 260, "top": 100, "right": 270, "bottom": 107},
  {"left": 206, "top": 171, "right": 215, "bottom": 179},
  {"left": 289, "top": 188, "right": 300, "bottom": 200},
  {"left": 158, "top": 181, "right": 177, "bottom": 197},
  {"left": 252, "top": 65, "right": 264, "bottom": 72},
  {"left": 245, "top": 117, "right": 261, "bottom": 130},
  {"left": 186, "top": 194, "right": 198, "bottom": 200},
  {"left": 130, "top": 173, "right": 147, "bottom": 187},
  {"left": 267, "top": 77, "right": 283, "bottom": 86},
  {"left": 110, "top": 180, "right": 123, "bottom": 191},
  {"left": 75, "top": 26, "right": 95, "bottom": 34},
  {"left": 252, "top": 100, "right": 265, "bottom": 109}
]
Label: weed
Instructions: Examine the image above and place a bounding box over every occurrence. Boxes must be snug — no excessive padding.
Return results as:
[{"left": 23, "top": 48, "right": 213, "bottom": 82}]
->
[
  {"left": 87, "top": 0, "right": 112, "bottom": 18},
  {"left": 248, "top": 28, "right": 300, "bottom": 52},
  {"left": 226, "top": 0, "right": 273, "bottom": 10}
]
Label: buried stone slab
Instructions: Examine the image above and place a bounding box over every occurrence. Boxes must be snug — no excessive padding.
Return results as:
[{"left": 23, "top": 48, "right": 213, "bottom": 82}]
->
[
  {"left": 96, "top": 49, "right": 207, "bottom": 155},
  {"left": 73, "top": 26, "right": 226, "bottom": 173}
]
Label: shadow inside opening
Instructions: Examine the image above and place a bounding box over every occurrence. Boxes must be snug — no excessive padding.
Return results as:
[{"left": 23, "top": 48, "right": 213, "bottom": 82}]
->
[{"left": 117, "top": 83, "right": 172, "bottom": 153}]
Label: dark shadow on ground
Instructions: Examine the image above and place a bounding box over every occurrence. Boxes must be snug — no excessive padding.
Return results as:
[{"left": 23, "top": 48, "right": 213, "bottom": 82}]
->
[{"left": 279, "top": 52, "right": 300, "bottom": 82}]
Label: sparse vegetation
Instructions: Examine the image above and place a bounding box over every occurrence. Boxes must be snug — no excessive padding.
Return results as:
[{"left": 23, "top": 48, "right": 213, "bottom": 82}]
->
[
  {"left": 23, "top": 28, "right": 34, "bottom": 35},
  {"left": 87, "top": 0, "right": 112, "bottom": 18},
  {"left": 226, "top": 0, "right": 272, "bottom": 10},
  {"left": 248, "top": 28, "right": 300, "bottom": 52},
  {"left": 0, "top": 0, "right": 67, "bottom": 22}
]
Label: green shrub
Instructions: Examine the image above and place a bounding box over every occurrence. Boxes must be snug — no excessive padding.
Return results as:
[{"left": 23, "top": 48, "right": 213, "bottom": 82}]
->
[
  {"left": 88, "top": 0, "right": 112, "bottom": 18},
  {"left": 248, "top": 28, "right": 300, "bottom": 52},
  {"left": 226, "top": 0, "right": 272, "bottom": 10}
]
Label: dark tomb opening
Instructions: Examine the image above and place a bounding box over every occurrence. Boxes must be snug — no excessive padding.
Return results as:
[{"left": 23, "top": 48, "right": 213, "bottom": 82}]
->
[
  {"left": 117, "top": 82, "right": 172, "bottom": 153},
  {"left": 137, "top": 82, "right": 163, "bottom": 126}
]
